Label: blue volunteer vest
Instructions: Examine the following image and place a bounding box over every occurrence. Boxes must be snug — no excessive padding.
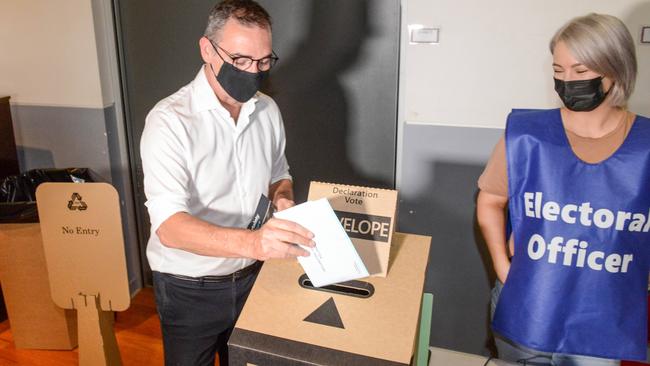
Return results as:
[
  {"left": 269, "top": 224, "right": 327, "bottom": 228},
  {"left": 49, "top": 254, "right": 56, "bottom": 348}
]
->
[{"left": 493, "top": 108, "right": 650, "bottom": 360}]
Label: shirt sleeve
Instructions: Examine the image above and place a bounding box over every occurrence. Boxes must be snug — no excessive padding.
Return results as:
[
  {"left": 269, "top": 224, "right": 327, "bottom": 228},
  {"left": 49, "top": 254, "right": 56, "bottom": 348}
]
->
[
  {"left": 270, "top": 104, "right": 292, "bottom": 184},
  {"left": 477, "top": 135, "right": 508, "bottom": 197},
  {"left": 140, "top": 109, "right": 192, "bottom": 233}
]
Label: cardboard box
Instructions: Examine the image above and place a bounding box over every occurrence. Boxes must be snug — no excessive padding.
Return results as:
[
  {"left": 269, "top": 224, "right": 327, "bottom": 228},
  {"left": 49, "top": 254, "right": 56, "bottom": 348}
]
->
[
  {"left": 0, "top": 223, "right": 77, "bottom": 349},
  {"left": 307, "top": 182, "right": 398, "bottom": 277},
  {"left": 228, "top": 232, "right": 431, "bottom": 365}
]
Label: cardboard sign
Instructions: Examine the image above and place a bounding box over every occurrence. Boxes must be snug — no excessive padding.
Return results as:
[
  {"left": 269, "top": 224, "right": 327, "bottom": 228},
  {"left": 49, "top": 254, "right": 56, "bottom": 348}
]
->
[
  {"left": 228, "top": 232, "right": 431, "bottom": 365},
  {"left": 307, "top": 182, "right": 397, "bottom": 277},
  {"left": 35, "top": 183, "right": 130, "bottom": 311}
]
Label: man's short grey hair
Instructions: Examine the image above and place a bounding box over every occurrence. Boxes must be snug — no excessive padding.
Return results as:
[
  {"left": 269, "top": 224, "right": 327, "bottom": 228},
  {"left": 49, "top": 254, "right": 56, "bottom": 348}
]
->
[
  {"left": 204, "top": 0, "right": 272, "bottom": 42},
  {"left": 550, "top": 13, "right": 637, "bottom": 107}
]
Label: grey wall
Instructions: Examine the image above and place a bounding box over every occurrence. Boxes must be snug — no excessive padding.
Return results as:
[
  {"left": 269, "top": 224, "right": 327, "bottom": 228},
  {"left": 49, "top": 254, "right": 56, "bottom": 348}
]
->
[
  {"left": 12, "top": 105, "right": 112, "bottom": 179},
  {"left": 10, "top": 103, "right": 142, "bottom": 294},
  {"left": 398, "top": 122, "right": 502, "bottom": 355}
]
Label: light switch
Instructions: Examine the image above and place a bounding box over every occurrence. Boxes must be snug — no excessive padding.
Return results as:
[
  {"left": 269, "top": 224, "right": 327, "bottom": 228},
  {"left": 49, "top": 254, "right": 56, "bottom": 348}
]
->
[
  {"left": 642, "top": 26, "right": 650, "bottom": 44},
  {"left": 410, "top": 27, "right": 440, "bottom": 44}
]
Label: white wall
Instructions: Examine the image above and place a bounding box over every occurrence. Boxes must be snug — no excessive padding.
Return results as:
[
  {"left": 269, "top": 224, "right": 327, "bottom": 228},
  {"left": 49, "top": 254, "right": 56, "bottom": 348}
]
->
[
  {"left": 0, "top": 0, "right": 105, "bottom": 108},
  {"left": 400, "top": 0, "right": 650, "bottom": 129},
  {"left": 0, "top": 0, "right": 141, "bottom": 293}
]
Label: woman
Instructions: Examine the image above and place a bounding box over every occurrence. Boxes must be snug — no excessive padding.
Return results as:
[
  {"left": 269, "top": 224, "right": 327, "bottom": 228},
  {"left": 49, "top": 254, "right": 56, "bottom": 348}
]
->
[{"left": 477, "top": 13, "right": 649, "bottom": 365}]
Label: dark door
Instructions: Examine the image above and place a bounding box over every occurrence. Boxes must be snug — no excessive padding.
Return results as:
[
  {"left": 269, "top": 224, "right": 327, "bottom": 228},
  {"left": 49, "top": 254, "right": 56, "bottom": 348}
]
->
[{"left": 114, "top": 0, "right": 399, "bottom": 284}]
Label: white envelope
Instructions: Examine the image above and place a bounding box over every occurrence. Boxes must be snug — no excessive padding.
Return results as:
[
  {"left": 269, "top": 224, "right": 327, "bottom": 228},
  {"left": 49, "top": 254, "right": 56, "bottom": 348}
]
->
[{"left": 273, "top": 198, "right": 369, "bottom": 287}]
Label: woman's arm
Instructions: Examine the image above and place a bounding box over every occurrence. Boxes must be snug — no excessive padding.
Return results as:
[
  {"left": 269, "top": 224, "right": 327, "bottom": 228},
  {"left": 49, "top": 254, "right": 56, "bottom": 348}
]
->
[{"left": 477, "top": 190, "right": 511, "bottom": 283}]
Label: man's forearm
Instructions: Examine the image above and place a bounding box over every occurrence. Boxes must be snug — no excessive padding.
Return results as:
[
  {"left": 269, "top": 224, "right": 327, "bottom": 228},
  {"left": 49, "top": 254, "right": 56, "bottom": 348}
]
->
[
  {"left": 156, "top": 212, "right": 254, "bottom": 258},
  {"left": 156, "top": 209, "right": 315, "bottom": 261}
]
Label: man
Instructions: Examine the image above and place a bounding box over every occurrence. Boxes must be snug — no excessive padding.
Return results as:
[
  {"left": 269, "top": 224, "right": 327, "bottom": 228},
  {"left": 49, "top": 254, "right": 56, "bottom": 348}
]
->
[{"left": 140, "top": 1, "right": 314, "bottom": 365}]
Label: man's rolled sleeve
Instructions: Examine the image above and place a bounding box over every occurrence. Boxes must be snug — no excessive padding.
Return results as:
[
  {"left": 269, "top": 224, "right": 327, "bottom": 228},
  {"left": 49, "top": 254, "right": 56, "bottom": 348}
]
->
[
  {"left": 141, "top": 110, "right": 192, "bottom": 233},
  {"left": 271, "top": 111, "right": 292, "bottom": 184}
]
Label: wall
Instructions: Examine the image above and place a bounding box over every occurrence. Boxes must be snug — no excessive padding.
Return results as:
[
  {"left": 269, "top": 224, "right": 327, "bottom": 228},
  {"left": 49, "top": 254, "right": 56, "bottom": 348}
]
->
[
  {"left": 0, "top": 1, "right": 104, "bottom": 108},
  {"left": 0, "top": 0, "right": 141, "bottom": 294},
  {"left": 400, "top": 0, "right": 650, "bottom": 130},
  {"left": 397, "top": 0, "right": 650, "bottom": 356}
]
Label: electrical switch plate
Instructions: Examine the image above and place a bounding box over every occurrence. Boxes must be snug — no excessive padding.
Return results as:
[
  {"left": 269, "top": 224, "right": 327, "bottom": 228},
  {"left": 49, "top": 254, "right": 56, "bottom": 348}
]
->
[
  {"left": 410, "top": 26, "right": 439, "bottom": 44},
  {"left": 642, "top": 26, "right": 650, "bottom": 44}
]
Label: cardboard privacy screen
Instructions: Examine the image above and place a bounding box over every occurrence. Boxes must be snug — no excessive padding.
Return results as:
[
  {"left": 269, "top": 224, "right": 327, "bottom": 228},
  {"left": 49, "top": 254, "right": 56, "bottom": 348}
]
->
[
  {"left": 307, "top": 181, "right": 398, "bottom": 277},
  {"left": 35, "top": 183, "right": 130, "bottom": 311}
]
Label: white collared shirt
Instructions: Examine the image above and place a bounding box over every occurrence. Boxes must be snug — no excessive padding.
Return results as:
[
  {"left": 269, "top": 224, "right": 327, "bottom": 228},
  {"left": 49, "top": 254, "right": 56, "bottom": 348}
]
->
[{"left": 140, "top": 67, "right": 291, "bottom": 277}]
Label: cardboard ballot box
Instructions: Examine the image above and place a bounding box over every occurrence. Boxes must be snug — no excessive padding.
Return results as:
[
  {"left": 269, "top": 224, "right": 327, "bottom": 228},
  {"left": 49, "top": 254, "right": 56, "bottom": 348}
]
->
[
  {"left": 0, "top": 223, "right": 77, "bottom": 349},
  {"left": 228, "top": 232, "right": 431, "bottom": 365}
]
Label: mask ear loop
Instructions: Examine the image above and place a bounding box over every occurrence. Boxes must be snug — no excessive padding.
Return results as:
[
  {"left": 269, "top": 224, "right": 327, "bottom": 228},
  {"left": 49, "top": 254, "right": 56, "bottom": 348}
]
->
[
  {"left": 204, "top": 36, "right": 229, "bottom": 68},
  {"left": 203, "top": 36, "right": 222, "bottom": 82},
  {"left": 603, "top": 79, "right": 614, "bottom": 98},
  {"left": 208, "top": 63, "right": 219, "bottom": 79}
]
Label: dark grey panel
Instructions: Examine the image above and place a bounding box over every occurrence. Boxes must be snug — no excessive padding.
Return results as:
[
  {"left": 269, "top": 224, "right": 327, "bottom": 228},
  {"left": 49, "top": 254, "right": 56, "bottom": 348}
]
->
[
  {"left": 257, "top": 0, "right": 399, "bottom": 200},
  {"left": 114, "top": 0, "right": 214, "bottom": 285},
  {"left": 398, "top": 123, "right": 502, "bottom": 356},
  {"left": 104, "top": 104, "right": 143, "bottom": 293},
  {"left": 115, "top": 0, "right": 399, "bottom": 284}
]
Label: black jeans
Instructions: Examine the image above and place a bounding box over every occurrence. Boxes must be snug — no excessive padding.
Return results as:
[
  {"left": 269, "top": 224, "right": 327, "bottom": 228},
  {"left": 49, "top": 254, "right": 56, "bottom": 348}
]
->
[{"left": 152, "top": 269, "right": 258, "bottom": 366}]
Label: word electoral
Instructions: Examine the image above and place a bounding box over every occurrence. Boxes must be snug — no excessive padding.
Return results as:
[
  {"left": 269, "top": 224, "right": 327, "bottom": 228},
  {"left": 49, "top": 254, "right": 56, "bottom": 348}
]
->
[
  {"left": 524, "top": 192, "right": 650, "bottom": 232},
  {"left": 522, "top": 192, "right": 642, "bottom": 273}
]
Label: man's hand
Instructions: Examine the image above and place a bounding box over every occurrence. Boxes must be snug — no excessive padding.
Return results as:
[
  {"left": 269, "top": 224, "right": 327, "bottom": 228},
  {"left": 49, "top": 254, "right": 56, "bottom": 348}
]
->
[
  {"left": 269, "top": 179, "right": 294, "bottom": 211},
  {"left": 248, "top": 218, "right": 314, "bottom": 260},
  {"left": 274, "top": 197, "right": 295, "bottom": 211}
]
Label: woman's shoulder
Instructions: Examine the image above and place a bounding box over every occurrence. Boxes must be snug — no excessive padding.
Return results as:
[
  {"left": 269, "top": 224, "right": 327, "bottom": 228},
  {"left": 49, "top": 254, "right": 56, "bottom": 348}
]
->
[
  {"left": 507, "top": 108, "right": 559, "bottom": 123},
  {"left": 632, "top": 113, "right": 650, "bottom": 123},
  {"left": 629, "top": 113, "right": 650, "bottom": 139},
  {"left": 506, "top": 109, "right": 560, "bottom": 135}
]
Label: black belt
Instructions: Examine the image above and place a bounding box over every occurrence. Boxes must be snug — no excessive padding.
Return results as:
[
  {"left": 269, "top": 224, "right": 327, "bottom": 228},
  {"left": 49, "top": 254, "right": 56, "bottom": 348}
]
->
[{"left": 167, "top": 261, "right": 263, "bottom": 283}]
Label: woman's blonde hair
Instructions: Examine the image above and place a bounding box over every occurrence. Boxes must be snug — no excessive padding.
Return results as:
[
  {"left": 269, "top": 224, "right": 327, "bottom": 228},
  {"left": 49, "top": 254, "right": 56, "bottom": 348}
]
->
[{"left": 550, "top": 13, "right": 637, "bottom": 107}]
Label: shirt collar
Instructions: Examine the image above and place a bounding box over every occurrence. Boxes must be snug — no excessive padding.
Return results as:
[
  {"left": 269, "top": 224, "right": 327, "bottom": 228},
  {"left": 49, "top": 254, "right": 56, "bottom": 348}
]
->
[{"left": 191, "top": 65, "right": 259, "bottom": 115}]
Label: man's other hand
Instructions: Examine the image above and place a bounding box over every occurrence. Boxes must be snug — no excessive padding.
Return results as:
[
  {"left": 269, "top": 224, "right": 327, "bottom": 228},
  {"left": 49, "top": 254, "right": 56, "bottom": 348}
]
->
[{"left": 274, "top": 197, "right": 295, "bottom": 211}]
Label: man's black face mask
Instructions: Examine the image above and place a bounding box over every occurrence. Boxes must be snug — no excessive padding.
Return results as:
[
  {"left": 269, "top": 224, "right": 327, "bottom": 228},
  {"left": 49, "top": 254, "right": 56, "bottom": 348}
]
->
[{"left": 210, "top": 61, "right": 268, "bottom": 103}]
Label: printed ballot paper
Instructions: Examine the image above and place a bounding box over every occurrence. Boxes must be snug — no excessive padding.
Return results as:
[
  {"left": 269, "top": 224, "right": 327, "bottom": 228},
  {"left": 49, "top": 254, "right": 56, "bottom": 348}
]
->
[{"left": 273, "top": 198, "right": 369, "bottom": 287}]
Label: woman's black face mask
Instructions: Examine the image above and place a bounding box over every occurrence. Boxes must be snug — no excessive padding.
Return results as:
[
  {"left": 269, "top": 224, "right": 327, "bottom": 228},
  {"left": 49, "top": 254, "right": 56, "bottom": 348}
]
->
[{"left": 554, "top": 77, "right": 609, "bottom": 112}]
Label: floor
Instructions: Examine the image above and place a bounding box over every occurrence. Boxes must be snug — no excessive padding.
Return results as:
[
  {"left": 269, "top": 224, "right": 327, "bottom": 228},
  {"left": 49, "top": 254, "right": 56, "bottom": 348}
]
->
[{"left": 0, "top": 288, "right": 172, "bottom": 365}]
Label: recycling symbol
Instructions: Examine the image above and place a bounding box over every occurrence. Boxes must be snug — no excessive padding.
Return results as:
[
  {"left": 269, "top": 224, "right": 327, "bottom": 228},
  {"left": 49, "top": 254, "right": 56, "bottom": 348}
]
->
[{"left": 67, "top": 193, "right": 88, "bottom": 211}]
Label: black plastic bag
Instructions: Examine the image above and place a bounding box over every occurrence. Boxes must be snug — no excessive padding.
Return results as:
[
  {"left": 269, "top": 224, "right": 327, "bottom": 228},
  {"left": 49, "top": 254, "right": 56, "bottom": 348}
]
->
[{"left": 0, "top": 168, "right": 98, "bottom": 223}]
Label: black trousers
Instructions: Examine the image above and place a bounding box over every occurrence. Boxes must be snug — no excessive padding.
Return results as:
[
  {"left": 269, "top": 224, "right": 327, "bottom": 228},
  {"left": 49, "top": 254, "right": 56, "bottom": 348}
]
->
[{"left": 152, "top": 269, "right": 258, "bottom": 366}]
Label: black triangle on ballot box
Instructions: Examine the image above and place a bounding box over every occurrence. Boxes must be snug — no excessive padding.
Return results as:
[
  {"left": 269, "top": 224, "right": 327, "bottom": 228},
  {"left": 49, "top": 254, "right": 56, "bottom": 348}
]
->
[{"left": 303, "top": 297, "right": 345, "bottom": 329}]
